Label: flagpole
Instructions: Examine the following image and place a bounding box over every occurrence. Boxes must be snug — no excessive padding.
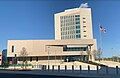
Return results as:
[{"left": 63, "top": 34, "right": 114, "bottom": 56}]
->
[{"left": 99, "top": 24, "right": 103, "bottom": 61}]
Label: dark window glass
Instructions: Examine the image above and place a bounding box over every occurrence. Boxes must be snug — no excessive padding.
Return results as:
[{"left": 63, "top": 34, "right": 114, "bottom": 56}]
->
[
  {"left": 36, "top": 57, "right": 38, "bottom": 61},
  {"left": 76, "top": 22, "right": 80, "bottom": 24},
  {"left": 30, "top": 57, "right": 32, "bottom": 61},
  {"left": 76, "top": 34, "right": 80, "bottom": 38},
  {"left": 84, "top": 35, "right": 87, "bottom": 37},
  {"left": 75, "top": 15, "right": 80, "bottom": 17},
  {"left": 83, "top": 17, "right": 85, "bottom": 19},
  {"left": 12, "top": 46, "right": 14, "bottom": 52},
  {"left": 76, "top": 30, "right": 80, "bottom": 33},
  {"left": 83, "top": 26, "right": 86, "bottom": 27},
  {"left": 63, "top": 47, "right": 87, "bottom": 51},
  {"left": 76, "top": 25, "right": 80, "bottom": 29},
  {"left": 83, "top": 21, "right": 86, "bottom": 23}
]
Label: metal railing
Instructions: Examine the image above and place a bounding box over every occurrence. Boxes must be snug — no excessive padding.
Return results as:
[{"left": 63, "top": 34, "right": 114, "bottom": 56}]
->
[{"left": 33, "top": 65, "right": 120, "bottom": 75}]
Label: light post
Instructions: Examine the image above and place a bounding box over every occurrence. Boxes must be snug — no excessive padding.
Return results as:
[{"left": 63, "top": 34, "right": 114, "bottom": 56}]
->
[
  {"left": 14, "top": 54, "right": 17, "bottom": 70},
  {"left": 47, "top": 46, "right": 50, "bottom": 66},
  {"left": 55, "top": 50, "right": 56, "bottom": 65}
]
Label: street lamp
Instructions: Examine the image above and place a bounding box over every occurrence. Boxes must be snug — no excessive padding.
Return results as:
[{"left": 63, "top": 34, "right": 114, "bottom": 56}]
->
[
  {"left": 55, "top": 50, "right": 56, "bottom": 65},
  {"left": 47, "top": 46, "right": 50, "bottom": 66},
  {"left": 14, "top": 54, "right": 17, "bottom": 70}
]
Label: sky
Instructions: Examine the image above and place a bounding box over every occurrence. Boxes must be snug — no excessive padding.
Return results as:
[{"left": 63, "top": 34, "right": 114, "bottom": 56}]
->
[{"left": 0, "top": 0, "right": 120, "bottom": 57}]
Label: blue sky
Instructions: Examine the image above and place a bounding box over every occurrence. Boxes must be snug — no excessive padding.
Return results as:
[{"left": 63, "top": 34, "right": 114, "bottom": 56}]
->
[{"left": 0, "top": 0, "right": 119, "bottom": 57}]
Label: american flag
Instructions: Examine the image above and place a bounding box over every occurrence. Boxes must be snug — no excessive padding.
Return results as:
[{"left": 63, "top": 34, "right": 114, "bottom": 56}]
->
[{"left": 99, "top": 26, "right": 106, "bottom": 33}]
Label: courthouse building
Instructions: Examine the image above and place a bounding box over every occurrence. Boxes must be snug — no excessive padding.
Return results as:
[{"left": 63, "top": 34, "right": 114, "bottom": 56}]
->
[{"left": 7, "top": 4, "right": 97, "bottom": 65}]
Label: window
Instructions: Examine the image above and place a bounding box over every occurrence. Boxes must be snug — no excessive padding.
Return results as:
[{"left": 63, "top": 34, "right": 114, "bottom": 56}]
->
[
  {"left": 75, "top": 15, "right": 80, "bottom": 17},
  {"left": 76, "top": 34, "right": 80, "bottom": 38},
  {"left": 30, "top": 57, "right": 32, "bottom": 61},
  {"left": 76, "top": 25, "right": 80, "bottom": 29},
  {"left": 12, "top": 46, "right": 14, "bottom": 52},
  {"left": 84, "top": 35, "right": 87, "bottom": 37},
  {"left": 76, "top": 21, "right": 80, "bottom": 24},
  {"left": 83, "top": 31, "right": 86, "bottom": 32},
  {"left": 83, "top": 21, "right": 86, "bottom": 23},
  {"left": 76, "top": 30, "right": 80, "bottom": 33},
  {"left": 63, "top": 47, "right": 87, "bottom": 51},
  {"left": 15, "top": 54, "right": 17, "bottom": 57},
  {"left": 83, "top": 17, "right": 86, "bottom": 19},
  {"left": 36, "top": 57, "right": 38, "bottom": 61},
  {"left": 60, "top": 16, "right": 63, "bottom": 19},
  {"left": 75, "top": 18, "right": 80, "bottom": 20},
  {"left": 83, "top": 26, "right": 86, "bottom": 27}
]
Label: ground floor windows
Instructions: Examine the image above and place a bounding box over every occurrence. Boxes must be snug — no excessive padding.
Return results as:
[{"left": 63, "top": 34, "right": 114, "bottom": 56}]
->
[
  {"left": 64, "top": 56, "right": 88, "bottom": 62},
  {"left": 63, "top": 46, "right": 88, "bottom": 51},
  {"left": 36, "top": 57, "right": 38, "bottom": 61},
  {"left": 30, "top": 57, "right": 32, "bottom": 62},
  {"left": 8, "top": 55, "right": 89, "bottom": 64}
]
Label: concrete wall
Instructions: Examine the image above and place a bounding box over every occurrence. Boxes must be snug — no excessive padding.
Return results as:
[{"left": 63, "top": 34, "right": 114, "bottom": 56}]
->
[
  {"left": 55, "top": 8, "right": 93, "bottom": 40},
  {"left": 7, "top": 39, "right": 96, "bottom": 57}
]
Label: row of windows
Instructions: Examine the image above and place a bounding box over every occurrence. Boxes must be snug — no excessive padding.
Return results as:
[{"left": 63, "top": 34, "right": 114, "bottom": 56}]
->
[
  {"left": 61, "top": 34, "right": 80, "bottom": 39},
  {"left": 60, "top": 15, "right": 75, "bottom": 19},
  {"left": 61, "top": 30, "right": 80, "bottom": 36},
  {"left": 30, "top": 57, "right": 38, "bottom": 61},
  {"left": 61, "top": 31, "right": 76, "bottom": 35},
  {"left": 61, "top": 29, "right": 80, "bottom": 35},
  {"left": 61, "top": 18, "right": 80, "bottom": 23},
  {"left": 61, "top": 35, "right": 76, "bottom": 39},
  {"left": 63, "top": 47, "right": 88, "bottom": 51},
  {"left": 61, "top": 26, "right": 76, "bottom": 31},
  {"left": 61, "top": 19, "right": 75, "bottom": 23},
  {"left": 60, "top": 15, "right": 80, "bottom": 24},
  {"left": 60, "top": 15, "right": 80, "bottom": 19},
  {"left": 61, "top": 22, "right": 80, "bottom": 27},
  {"left": 61, "top": 25, "right": 80, "bottom": 31},
  {"left": 61, "top": 22, "right": 75, "bottom": 26}
]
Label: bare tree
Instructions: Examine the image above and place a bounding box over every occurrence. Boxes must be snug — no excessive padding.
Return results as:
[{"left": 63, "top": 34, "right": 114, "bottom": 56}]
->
[
  {"left": 86, "top": 50, "right": 91, "bottom": 62},
  {"left": 20, "top": 47, "right": 28, "bottom": 69}
]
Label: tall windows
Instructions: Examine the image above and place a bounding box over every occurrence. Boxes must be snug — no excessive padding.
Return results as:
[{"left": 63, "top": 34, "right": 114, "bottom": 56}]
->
[
  {"left": 60, "top": 14, "right": 81, "bottom": 39},
  {"left": 75, "top": 14, "right": 81, "bottom": 39},
  {"left": 12, "top": 45, "right": 14, "bottom": 52}
]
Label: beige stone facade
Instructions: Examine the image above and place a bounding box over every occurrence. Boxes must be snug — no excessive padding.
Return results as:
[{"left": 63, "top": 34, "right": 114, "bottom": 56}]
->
[
  {"left": 55, "top": 8, "right": 93, "bottom": 40},
  {"left": 7, "top": 6, "right": 97, "bottom": 65},
  {"left": 7, "top": 39, "right": 96, "bottom": 65}
]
